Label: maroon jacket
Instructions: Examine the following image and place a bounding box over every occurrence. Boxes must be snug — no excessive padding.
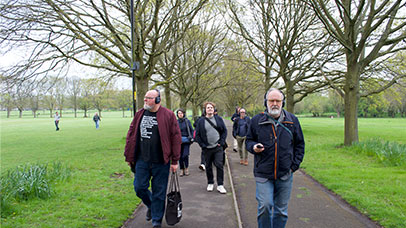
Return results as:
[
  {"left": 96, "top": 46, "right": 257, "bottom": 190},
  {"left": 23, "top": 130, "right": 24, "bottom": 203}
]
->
[{"left": 124, "top": 106, "right": 181, "bottom": 165}]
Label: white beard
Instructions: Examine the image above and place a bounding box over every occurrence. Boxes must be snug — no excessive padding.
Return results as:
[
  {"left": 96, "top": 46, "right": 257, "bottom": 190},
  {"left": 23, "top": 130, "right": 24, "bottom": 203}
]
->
[
  {"left": 268, "top": 105, "right": 281, "bottom": 117},
  {"left": 144, "top": 104, "right": 153, "bottom": 110}
]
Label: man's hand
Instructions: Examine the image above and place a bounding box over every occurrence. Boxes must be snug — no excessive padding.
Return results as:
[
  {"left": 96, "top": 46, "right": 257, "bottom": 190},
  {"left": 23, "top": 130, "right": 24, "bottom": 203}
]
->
[
  {"left": 170, "top": 164, "right": 178, "bottom": 173},
  {"left": 126, "top": 162, "right": 133, "bottom": 166},
  {"left": 254, "top": 144, "right": 265, "bottom": 153}
]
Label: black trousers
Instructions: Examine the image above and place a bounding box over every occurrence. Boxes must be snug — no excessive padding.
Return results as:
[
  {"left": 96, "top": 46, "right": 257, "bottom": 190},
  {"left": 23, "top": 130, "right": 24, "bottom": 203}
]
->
[{"left": 204, "top": 146, "right": 224, "bottom": 185}]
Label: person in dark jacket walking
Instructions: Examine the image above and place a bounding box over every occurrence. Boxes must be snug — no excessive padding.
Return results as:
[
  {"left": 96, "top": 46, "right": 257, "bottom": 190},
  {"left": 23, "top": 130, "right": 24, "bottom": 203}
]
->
[
  {"left": 195, "top": 102, "right": 228, "bottom": 194},
  {"left": 194, "top": 113, "right": 206, "bottom": 171},
  {"left": 246, "top": 88, "right": 305, "bottom": 228},
  {"left": 93, "top": 112, "right": 101, "bottom": 129},
  {"left": 232, "top": 108, "right": 250, "bottom": 165},
  {"left": 231, "top": 106, "right": 240, "bottom": 152},
  {"left": 176, "top": 108, "right": 194, "bottom": 176},
  {"left": 124, "top": 89, "right": 181, "bottom": 228}
]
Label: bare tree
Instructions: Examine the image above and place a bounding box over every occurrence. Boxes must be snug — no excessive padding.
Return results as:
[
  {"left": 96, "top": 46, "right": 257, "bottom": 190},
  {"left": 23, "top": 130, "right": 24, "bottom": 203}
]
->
[
  {"left": 67, "top": 77, "right": 81, "bottom": 118},
  {"left": 0, "top": 76, "right": 15, "bottom": 118},
  {"left": 0, "top": 0, "right": 208, "bottom": 109},
  {"left": 308, "top": 0, "right": 406, "bottom": 145},
  {"left": 227, "top": 0, "right": 339, "bottom": 113},
  {"left": 155, "top": 8, "right": 230, "bottom": 112}
]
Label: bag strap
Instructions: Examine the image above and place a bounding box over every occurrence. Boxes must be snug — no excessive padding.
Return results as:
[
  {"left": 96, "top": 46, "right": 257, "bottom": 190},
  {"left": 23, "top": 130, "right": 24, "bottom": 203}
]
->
[
  {"left": 169, "top": 172, "right": 180, "bottom": 193},
  {"left": 265, "top": 113, "right": 293, "bottom": 138},
  {"left": 185, "top": 119, "right": 192, "bottom": 138},
  {"left": 204, "top": 117, "right": 221, "bottom": 135}
]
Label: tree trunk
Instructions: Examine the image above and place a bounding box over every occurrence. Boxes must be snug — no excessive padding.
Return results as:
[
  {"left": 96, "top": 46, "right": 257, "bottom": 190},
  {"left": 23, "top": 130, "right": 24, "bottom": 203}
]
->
[
  {"left": 285, "top": 83, "right": 294, "bottom": 113},
  {"left": 135, "top": 76, "right": 149, "bottom": 110},
  {"left": 74, "top": 108, "right": 77, "bottom": 118},
  {"left": 50, "top": 109, "right": 53, "bottom": 118},
  {"left": 7, "top": 109, "right": 11, "bottom": 118},
  {"left": 164, "top": 83, "right": 171, "bottom": 110},
  {"left": 19, "top": 109, "right": 22, "bottom": 118},
  {"left": 344, "top": 69, "right": 360, "bottom": 146}
]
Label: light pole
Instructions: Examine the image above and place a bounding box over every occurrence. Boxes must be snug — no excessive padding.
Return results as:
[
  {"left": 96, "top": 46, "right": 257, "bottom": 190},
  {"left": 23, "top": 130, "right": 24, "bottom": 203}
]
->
[{"left": 130, "top": 0, "right": 139, "bottom": 113}]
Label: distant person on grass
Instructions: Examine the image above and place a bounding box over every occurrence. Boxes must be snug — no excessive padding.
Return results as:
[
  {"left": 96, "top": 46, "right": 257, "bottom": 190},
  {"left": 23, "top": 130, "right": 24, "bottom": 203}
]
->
[
  {"left": 194, "top": 102, "right": 228, "bottom": 194},
  {"left": 54, "top": 111, "right": 60, "bottom": 131},
  {"left": 176, "top": 108, "right": 194, "bottom": 177},
  {"left": 246, "top": 88, "right": 305, "bottom": 228},
  {"left": 93, "top": 112, "right": 101, "bottom": 129},
  {"left": 124, "top": 89, "right": 181, "bottom": 228}
]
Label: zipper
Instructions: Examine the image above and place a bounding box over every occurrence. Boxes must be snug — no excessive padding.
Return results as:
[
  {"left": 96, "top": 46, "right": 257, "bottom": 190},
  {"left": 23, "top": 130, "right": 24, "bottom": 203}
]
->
[{"left": 271, "top": 124, "right": 277, "bottom": 180}]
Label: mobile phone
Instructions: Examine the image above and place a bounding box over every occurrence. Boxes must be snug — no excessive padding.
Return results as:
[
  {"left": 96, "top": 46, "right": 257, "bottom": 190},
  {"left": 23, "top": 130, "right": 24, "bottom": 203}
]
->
[{"left": 256, "top": 145, "right": 264, "bottom": 149}]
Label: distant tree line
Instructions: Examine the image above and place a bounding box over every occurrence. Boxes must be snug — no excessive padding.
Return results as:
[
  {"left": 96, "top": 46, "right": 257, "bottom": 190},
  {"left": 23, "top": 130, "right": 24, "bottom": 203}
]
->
[{"left": 0, "top": 77, "right": 132, "bottom": 118}]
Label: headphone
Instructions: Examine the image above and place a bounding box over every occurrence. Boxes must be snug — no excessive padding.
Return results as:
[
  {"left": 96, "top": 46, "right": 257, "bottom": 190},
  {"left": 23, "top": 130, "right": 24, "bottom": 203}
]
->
[
  {"left": 154, "top": 89, "right": 161, "bottom": 104},
  {"left": 264, "top": 88, "right": 285, "bottom": 108}
]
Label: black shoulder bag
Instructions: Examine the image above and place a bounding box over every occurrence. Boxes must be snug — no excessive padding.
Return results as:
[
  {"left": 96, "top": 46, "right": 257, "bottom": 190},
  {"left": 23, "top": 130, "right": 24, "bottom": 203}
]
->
[
  {"left": 204, "top": 117, "right": 228, "bottom": 150},
  {"left": 185, "top": 119, "right": 194, "bottom": 143},
  {"left": 165, "top": 172, "right": 182, "bottom": 225}
]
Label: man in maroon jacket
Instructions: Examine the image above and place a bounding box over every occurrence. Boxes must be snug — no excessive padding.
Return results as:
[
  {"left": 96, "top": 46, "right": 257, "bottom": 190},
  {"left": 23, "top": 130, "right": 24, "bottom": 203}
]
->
[{"left": 124, "top": 89, "right": 181, "bottom": 228}]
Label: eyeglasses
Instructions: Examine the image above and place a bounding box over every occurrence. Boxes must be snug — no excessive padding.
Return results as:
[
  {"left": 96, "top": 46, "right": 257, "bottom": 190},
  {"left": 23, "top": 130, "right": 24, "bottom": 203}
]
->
[
  {"left": 267, "top": 99, "right": 282, "bottom": 103},
  {"left": 240, "top": 111, "right": 246, "bottom": 113},
  {"left": 144, "top": 96, "right": 155, "bottom": 100}
]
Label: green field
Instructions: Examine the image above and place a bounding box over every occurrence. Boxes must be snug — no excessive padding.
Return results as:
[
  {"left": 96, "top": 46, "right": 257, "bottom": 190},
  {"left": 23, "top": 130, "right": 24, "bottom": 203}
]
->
[
  {"left": 1, "top": 112, "right": 139, "bottom": 227},
  {"left": 1, "top": 113, "right": 406, "bottom": 227}
]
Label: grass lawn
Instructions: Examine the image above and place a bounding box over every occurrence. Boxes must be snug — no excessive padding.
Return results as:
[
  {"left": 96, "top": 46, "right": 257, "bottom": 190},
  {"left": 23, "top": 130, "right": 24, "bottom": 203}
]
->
[
  {"left": 300, "top": 117, "right": 406, "bottom": 228},
  {"left": 1, "top": 112, "right": 405, "bottom": 227},
  {"left": 1, "top": 112, "right": 140, "bottom": 227}
]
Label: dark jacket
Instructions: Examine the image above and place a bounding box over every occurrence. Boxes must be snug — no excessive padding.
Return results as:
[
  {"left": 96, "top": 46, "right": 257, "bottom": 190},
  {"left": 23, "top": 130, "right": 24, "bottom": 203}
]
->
[
  {"left": 124, "top": 106, "right": 181, "bottom": 165},
  {"left": 93, "top": 115, "right": 100, "bottom": 122},
  {"left": 232, "top": 116, "right": 251, "bottom": 138},
  {"left": 178, "top": 118, "right": 194, "bottom": 141},
  {"left": 231, "top": 112, "right": 240, "bottom": 122},
  {"left": 246, "top": 110, "right": 305, "bottom": 180},
  {"left": 195, "top": 115, "right": 227, "bottom": 149}
]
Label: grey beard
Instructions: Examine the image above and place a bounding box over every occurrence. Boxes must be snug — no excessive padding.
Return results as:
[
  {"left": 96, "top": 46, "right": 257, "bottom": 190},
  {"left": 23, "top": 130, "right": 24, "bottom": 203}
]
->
[
  {"left": 144, "top": 104, "right": 153, "bottom": 110},
  {"left": 268, "top": 105, "right": 281, "bottom": 117}
]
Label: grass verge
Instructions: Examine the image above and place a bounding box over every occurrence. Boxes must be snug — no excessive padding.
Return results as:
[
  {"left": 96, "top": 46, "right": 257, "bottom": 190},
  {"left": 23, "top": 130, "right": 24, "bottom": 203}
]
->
[
  {"left": 1, "top": 116, "right": 140, "bottom": 227},
  {"left": 300, "top": 117, "right": 406, "bottom": 228}
]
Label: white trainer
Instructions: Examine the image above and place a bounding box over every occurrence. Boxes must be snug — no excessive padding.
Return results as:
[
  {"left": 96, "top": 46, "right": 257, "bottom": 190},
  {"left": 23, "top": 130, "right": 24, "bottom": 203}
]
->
[
  {"left": 199, "top": 164, "right": 206, "bottom": 171},
  {"left": 217, "top": 185, "right": 227, "bottom": 194},
  {"left": 207, "top": 184, "right": 214, "bottom": 192}
]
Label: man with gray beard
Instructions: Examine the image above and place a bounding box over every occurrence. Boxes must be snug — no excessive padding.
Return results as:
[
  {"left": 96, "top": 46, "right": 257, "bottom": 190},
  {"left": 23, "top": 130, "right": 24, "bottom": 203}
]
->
[
  {"left": 246, "top": 88, "right": 305, "bottom": 228},
  {"left": 124, "top": 89, "right": 181, "bottom": 228}
]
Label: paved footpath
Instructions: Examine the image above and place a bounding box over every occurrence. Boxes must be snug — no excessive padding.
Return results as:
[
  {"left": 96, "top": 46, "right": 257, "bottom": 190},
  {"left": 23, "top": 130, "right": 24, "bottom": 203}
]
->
[{"left": 123, "top": 119, "right": 381, "bottom": 228}]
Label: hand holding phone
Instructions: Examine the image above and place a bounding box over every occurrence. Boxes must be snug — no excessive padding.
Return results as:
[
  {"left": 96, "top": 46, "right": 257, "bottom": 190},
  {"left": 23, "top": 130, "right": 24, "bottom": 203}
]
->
[{"left": 254, "top": 144, "right": 264, "bottom": 153}]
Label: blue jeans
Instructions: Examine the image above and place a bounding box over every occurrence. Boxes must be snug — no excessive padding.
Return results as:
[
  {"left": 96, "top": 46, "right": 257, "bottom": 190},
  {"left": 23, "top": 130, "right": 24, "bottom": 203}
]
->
[
  {"left": 256, "top": 174, "right": 293, "bottom": 228},
  {"left": 134, "top": 160, "right": 170, "bottom": 225},
  {"left": 95, "top": 120, "right": 99, "bottom": 129}
]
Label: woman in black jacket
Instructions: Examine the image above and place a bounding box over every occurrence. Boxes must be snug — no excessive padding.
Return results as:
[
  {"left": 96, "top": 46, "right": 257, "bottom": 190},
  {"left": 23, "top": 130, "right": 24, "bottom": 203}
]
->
[{"left": 176, "top": 108, "right": 194, "bottom": 176}]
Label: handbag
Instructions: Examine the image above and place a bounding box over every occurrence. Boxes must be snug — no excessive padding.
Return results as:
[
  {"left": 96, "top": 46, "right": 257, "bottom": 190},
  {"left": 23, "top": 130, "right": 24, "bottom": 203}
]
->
[{"left": 165, "top": 172, "right": 182, "bottom": 226}]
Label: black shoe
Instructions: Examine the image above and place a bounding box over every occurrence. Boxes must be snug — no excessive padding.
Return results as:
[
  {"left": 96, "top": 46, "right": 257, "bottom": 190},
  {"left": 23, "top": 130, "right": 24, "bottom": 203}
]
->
[
  {"left": 233, "top": 148, "right": 237, "bottom": 152},
  {"left": 146, "top": 208, "right": 151, "bottom": 221}
]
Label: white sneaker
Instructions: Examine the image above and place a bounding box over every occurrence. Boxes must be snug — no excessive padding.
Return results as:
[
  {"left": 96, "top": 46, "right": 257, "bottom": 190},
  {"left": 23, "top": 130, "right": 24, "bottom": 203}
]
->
[
  {"left": 199, "top": 164, "right": 206, "bottom": 171},
  {"left": 217, "top": 185, "right": 227, "bottom": 194},
  {"left": 207, "top": 184, "right": 214, "bottom": 192}
]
